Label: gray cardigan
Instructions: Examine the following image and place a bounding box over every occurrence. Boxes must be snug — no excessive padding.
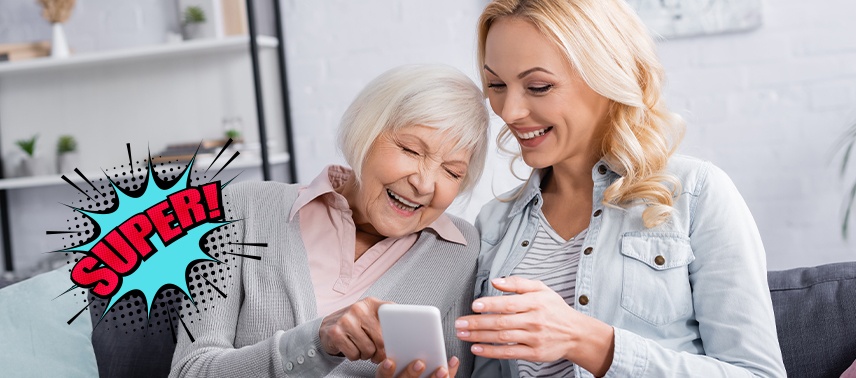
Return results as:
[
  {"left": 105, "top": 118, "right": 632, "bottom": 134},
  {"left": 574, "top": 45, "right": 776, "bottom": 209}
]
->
[{"left": 170, "top": 181, "right": 478, "bottom": 377}]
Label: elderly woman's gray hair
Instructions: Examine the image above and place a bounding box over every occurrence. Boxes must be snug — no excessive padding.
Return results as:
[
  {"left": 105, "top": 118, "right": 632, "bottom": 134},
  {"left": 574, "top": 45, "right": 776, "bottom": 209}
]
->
[{"left": 338, "top": 64, "right": 490, "bottom": 193}]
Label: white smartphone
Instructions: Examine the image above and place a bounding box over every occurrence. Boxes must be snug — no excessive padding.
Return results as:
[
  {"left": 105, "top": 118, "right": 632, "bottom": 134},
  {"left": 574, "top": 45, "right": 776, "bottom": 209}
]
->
[{"left": 378, "top": 304, "right": 448, "bottom": 378}]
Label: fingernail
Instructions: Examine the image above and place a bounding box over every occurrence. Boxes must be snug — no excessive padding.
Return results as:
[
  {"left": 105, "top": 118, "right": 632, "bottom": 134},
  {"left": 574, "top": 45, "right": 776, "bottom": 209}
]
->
[
  {"left": 457, "top": 330, "right": 470, "bottom": 337},
  {"left": 492, "top": 277, "right": 506, "bottom": 285},
  {"left": 435, "top": 369, "right": 448, "bottom": 378},
  {"left": 383, "top": 359, "right": 393, "bottom": 369},
  {"left": 413, "top": 361, "right": 425, "bottom": 371},
  {"left": 455, "top": 320, "right": 468, "bottom": 328},
  {"left": 471, "top": 345, "right": 484, "bottom": 353},
  {"left": 450, "top": 356, "right": 460, "bottom": 367},
  {"left": 472, "top": 301, "right": 485, "bottom": 311}
]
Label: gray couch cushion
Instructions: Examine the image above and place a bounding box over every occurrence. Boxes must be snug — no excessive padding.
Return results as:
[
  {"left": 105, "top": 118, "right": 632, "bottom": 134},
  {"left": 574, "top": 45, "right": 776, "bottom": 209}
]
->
[{"left": 768, "top": 262, "right": 856, "bottom": 378}]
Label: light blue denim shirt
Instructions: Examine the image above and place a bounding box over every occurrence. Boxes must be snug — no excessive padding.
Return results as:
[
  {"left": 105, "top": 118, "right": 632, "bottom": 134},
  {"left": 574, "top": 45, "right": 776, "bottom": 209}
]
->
[{"left": 471, "top": 155, "right": 786, "bottom": 378}]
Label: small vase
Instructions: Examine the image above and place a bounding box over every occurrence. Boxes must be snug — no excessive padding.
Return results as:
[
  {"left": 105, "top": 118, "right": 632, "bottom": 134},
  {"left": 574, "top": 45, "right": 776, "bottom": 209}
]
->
[
  {"left": 51, "top": 23, "right": 70, "bottom": 58},
  {"left": 183, "top": 23, "right": 203, "bottom": 40},
  {"left": 19, "top": 156, "right": 49, "bottom": 177},
  {"left": 57, "top": 152, "right": 79, "bottom": 174}
]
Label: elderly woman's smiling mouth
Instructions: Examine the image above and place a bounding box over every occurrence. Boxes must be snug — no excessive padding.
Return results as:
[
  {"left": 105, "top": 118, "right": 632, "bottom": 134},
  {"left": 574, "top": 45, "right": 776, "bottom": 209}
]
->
[{"left": 386, "top": 189, "right": 424, "bottom": 214}]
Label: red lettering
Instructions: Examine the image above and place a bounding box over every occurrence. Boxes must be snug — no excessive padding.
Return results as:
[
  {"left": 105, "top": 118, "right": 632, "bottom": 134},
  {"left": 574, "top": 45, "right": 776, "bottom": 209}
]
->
[
  {"left": 70, "top": 255, "right": 120, "bottom": 298},
  {"left": 118, "top": 213, "right": 157, "bottom": 259},
  {"left": 71, "top": 183, "right": 227, "bottom": 300},
  {"left": 201, "top": 182, "right": 222, "bottom": 219},
  {"left": 146, "top": 200, "right": 181, "bottom": 244},
  {"left": 169, "top": 188, "right": 206, "bottom": 229},
  {"left": 92, "top": 232, "right": 139, "bottom": 275}
]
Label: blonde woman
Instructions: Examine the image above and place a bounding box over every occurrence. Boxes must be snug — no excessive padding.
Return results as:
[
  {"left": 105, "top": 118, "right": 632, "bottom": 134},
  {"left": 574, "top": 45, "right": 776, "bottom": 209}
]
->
[{"left": 454, "top": 1, "right": 787, "bottom": 377}]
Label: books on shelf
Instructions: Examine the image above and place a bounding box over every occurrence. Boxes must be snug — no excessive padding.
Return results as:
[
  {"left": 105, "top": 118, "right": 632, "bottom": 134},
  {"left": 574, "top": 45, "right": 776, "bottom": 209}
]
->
[
  {"left": 153, "top": 139, "right": 234, "bottom": 164},
  {"left": 0, "top": 41, "right": 50, "bottom": 62}
]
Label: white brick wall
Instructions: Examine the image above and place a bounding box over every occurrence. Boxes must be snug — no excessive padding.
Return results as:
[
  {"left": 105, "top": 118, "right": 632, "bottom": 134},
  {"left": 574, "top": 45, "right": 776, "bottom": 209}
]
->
[
  {"left": 282, "top": 0, "right": 856, "bottom": 270},
  {"left": 1, "top": 0, "right": 852, "bottom": 270},
  {"left": 0, "top": 0, "right": 180, "bottom": 52},
  {"left": 662, "top": 0, "right": 856, "bottom": 269}
]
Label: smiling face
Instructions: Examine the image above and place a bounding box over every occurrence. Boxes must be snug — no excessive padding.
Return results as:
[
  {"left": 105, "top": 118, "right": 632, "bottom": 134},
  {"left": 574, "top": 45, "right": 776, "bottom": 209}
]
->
[
  {"left": 483, "top": 17, "right": 611, "bottom": 170},
  {"left": 341, "top": 125, "right": 472, "bottom": 239}
]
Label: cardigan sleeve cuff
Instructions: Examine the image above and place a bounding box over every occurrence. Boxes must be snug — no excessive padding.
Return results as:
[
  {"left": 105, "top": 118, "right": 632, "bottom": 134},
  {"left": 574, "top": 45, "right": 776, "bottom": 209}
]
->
[{"left": 277, "top": 317, "right": 346, "bottom": 376}]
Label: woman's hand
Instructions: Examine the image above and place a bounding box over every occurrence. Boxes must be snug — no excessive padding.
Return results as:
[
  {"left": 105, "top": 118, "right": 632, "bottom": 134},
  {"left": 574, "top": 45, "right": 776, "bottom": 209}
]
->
[
  {"left": 454, "top": 276, "right": 615, "bottom": 376},
  {"left": 320, "top": 297, "right": 391, "bottom": 363},
  {"left": 375, "top": 356, "right": 461, "bottom": 378}
]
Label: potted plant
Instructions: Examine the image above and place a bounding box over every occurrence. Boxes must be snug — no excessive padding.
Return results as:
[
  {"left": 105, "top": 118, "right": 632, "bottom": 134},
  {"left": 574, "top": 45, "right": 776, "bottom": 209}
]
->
[
  {"left": 182, "top": 5, "right": 206, "bottom": 40},
  {"left": 839, "top": 122, "right": 856, "bottom": 238},
  {"left": 15, "top": 134, "right": 48, "bottom": 176},
  {"left": 225, "top": 128, "right": 242, "bottom": 143},
  {"left": 56, "top": 134, "right": 78, "bottom": 174}
]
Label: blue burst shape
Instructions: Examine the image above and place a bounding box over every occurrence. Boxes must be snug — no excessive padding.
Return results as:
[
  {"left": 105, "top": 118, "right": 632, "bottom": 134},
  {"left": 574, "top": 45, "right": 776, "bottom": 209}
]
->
[{"left": 61, "top": 157, "right": 230, "bottom": 321}]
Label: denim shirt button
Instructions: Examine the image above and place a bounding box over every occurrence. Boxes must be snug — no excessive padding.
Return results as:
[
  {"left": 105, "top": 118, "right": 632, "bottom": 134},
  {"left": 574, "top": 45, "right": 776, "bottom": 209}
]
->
[
  {"left": 286, "top": 362, "right": 294, "bottom": 371},
  {"left": 579, "top": 295, "right": 590, "bottom": 306},
  {"left": 593, "top": 209, "right": 602, "bottom": 217},
  {"left": 521, "top": 240, "right": 530, "bottom": 247},
  {"left": 655, "top": 255, "right": 666, "bottom": 266},
  {"left": 597, "top": 165, "right": 608, "bottom": 174},
  {"left": 584, "top": 247, "right": 593, "bottom": 255}
]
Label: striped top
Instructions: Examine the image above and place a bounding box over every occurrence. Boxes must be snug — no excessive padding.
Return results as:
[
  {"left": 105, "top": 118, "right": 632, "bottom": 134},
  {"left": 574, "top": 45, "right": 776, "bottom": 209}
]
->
[{"left": 511, "top": 210, "right": 587, "bottom": 378}]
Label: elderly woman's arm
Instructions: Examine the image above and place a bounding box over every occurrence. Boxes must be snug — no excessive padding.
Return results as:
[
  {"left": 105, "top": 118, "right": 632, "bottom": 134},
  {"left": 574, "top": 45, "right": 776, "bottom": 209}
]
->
[
  {"left": 169, "top": 261, "right": 348, "bottom": 378},
  {"left": 171, "top": 301, "right": 346, "bottom": 377},
  {"left": 169, "top": 184, "right": 348, "bottom": 377}
]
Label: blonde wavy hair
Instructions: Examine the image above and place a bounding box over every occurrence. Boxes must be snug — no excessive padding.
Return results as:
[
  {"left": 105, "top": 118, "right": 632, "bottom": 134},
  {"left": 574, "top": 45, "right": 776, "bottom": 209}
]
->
[{"left": 478, "top": 0, "right": 686, "bottom": 228}]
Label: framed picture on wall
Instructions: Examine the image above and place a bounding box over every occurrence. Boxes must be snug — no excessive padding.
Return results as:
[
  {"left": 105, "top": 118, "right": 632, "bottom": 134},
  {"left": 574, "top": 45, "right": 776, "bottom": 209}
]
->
[{"left": 626, "top": 0, "right": 763, "bottom": 39}]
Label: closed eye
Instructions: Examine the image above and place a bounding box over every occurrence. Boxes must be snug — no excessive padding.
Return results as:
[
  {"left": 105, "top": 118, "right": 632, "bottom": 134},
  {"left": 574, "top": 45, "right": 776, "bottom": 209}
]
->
[
  {"left": 528, "top": 84, "right": 553, "bottom": 94},
  {"left": 487, "top": 82, "right": 507, "bottom": 92},
  {"left": 401, "top": 146, "right": 420, "bottom": 156},
  {"left": 445, "top": 168, "right": 464, "bottom": 180}
]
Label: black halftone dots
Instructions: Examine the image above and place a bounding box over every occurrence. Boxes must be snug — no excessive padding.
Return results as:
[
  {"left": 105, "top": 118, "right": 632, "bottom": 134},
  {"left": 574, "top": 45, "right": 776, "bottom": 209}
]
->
[{"left": 62, "top": 162, "right": 240, "bottom": 334}]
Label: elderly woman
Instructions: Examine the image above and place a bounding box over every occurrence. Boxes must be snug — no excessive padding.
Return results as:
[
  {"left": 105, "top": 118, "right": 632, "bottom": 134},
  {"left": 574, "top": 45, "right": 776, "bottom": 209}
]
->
[{"left": 170, "top": 64, "right": 489, "bottom": 377}]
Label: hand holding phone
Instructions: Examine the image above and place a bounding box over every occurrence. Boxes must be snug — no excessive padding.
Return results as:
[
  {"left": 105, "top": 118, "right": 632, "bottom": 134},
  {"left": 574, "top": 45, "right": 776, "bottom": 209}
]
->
[
  {"left": 378, "top": 304, "right": 448, "bottom": 378},
  {"left": 319, "top": 297, "right": 388, "bottom": 363}
]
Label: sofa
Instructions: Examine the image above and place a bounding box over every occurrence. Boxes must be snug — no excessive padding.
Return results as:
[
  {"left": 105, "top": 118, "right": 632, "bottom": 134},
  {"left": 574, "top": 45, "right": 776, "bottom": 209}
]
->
[
  {"left": 1, "top": 261, "right": 855, "bottom": 377},
  {"left": 768, "top": 262, "right": 856, "bottom": 377}
]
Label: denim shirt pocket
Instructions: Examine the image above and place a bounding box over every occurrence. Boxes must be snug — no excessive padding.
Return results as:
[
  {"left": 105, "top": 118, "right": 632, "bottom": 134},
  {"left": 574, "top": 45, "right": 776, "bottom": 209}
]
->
[{"left": 619, "top": 232, "right": 696, "bottom": 326}]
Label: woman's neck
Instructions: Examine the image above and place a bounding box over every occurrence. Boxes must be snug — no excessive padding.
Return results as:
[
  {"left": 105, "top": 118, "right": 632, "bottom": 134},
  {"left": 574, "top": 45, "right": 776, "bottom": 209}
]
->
[
  {"left": 538, "top": 155, "right": 600, "bottom": 241},
  {"left": 543, "top": 154, "right": 599, "bottom": 198},
  {"left": 336, "top": 174, "right": 386, "bottom": 261}
]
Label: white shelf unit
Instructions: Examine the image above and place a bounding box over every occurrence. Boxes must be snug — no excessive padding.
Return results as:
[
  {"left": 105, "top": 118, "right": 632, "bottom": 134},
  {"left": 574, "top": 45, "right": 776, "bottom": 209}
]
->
[
  {"left": 0, "top": 36, "right": 279, "bottom": 77},
  {"left": 0, "top": 152, "right": 289, "bottom": 190},
  {"left": 0, "top": 35, "right": 291, "bottom": 274},
  {"left": 0, "top": 34, "right": 288, "bottom": 182}
]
